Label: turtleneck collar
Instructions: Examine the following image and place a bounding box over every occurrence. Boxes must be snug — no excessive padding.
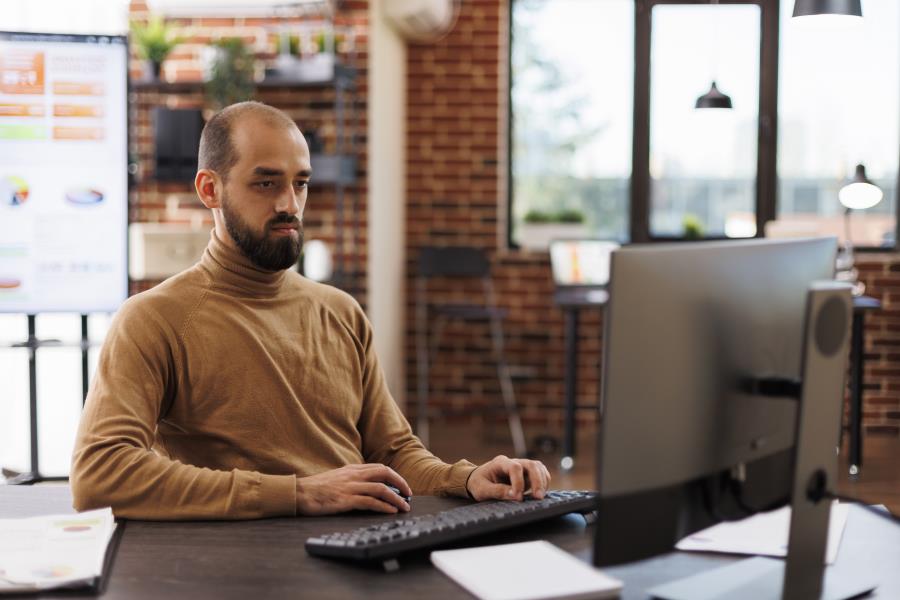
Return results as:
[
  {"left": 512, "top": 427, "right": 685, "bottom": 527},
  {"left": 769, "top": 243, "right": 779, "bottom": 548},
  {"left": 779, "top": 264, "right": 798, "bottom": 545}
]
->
[{"left": 200, "top": 229, "right": 288, "bottom": 296}]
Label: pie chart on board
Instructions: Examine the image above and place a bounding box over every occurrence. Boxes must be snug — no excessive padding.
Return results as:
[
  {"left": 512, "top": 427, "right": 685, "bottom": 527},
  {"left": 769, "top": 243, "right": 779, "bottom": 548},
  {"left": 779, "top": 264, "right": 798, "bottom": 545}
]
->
[
  {"left": 65, "top": 188, "right": 104, "bottom": 205},
  {"left": 1, "top": 176, "right": 29, "bottom": 206}
]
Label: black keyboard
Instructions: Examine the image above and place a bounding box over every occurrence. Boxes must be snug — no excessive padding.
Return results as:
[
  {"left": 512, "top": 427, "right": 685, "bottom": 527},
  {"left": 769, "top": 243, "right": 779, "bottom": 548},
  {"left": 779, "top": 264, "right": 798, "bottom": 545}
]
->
[{"left": 305, "top": 490, "right": 598, "bottom": 564}]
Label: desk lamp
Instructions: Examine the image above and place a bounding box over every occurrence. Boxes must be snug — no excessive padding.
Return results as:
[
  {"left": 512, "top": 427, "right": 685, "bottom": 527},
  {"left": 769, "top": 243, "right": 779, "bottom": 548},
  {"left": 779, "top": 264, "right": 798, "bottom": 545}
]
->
[{"left": 836, "top": 163, "right": 883, "bottom": 295}]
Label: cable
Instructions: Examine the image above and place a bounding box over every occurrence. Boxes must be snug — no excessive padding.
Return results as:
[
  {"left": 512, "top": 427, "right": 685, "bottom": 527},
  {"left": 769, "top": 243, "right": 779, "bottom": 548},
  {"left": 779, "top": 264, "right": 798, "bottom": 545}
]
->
[
  {"left": 826, "top": 491, "right": 900, "bottom": 526},
  {"left": 729, "top": 477, "right": 788, "bottom": 516}
]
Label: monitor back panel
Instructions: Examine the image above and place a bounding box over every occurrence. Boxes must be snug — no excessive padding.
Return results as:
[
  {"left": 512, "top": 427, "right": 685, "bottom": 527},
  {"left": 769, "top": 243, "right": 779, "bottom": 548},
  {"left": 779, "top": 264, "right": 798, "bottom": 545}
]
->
[{"left": 598, "top": 237, "right": 836, "bottom": 497}]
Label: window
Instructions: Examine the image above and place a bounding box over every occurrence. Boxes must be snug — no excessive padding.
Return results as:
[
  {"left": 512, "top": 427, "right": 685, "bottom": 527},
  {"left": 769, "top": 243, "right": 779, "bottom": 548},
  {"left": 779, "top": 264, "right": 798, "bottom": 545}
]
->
[
  {"left": 510, "top": 0, "right": 633, "bottom": 248},
  {"left": 0, "top": 313, "right": 111, "bottom": 478},
  {"left": 511, "top": 0, "right": 899, "bottom": 248},
  {"left": 777, "top": 0, "right": 899, "bottom": 248},
  {"left": 648, "top": 3, "right": 761, "bottom": 239}
]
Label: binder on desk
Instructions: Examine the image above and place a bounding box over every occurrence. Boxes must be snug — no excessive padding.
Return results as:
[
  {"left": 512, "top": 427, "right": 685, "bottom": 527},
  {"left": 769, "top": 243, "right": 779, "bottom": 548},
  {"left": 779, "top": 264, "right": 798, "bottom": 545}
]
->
[{"left": 0, "top": 507, "right": 122, "bottom": 594}]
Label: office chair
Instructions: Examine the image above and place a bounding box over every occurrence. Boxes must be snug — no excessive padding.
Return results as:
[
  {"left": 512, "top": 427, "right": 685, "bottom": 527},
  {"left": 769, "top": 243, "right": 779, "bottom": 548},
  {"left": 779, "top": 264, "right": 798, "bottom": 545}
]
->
[{"left": 415, "top": 246, "right": 527, "bottom": 457}]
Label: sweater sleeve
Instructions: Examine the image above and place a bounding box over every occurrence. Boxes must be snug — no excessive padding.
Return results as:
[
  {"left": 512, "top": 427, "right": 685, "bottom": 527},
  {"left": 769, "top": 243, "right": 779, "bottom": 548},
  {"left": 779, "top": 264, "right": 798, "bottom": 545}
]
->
[
  {"left": 353, "top": 308, "right": 477, "bottom": 497},
  {"left": 70, "top": 297, "right": 297, "bottom": 520}
]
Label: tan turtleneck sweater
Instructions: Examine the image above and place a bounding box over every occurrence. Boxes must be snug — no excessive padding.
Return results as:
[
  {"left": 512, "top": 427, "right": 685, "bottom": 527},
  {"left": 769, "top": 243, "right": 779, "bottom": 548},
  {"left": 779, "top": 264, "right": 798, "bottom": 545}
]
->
[{"left": 71, "top": 231, "right": 476, "bottom": 520}]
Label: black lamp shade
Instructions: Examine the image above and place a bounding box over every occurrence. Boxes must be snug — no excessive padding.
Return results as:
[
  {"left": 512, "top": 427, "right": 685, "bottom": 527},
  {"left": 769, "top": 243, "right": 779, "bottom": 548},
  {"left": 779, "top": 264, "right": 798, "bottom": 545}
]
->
[
  {"left": 695, "top": 81, "right": 733, "bottom": 109},
  {"left": 792, "top": 0, "right": 862, "bottom": 17},
  {"left": 849, "top": 163, "right": 873, "bottom": 186}
]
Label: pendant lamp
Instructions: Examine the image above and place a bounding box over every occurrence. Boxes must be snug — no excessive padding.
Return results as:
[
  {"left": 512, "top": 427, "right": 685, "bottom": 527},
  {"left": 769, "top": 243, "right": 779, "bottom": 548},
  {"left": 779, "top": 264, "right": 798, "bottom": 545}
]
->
[
  {"left": 695, "top": 1, "right": 732, "bottom": 110},
  {"left": 792, "top": 0, "right": 862, "bottom": 18},
  {"left": 695, "top": 81, "right": 733, "bottom": 109}
]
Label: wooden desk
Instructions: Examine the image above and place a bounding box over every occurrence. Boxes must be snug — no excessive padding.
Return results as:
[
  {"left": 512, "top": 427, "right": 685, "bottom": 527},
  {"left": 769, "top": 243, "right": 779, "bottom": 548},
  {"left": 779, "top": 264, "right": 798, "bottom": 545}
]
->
[{"left": 3, "top": 486, "right": 897, "bottom": 599}]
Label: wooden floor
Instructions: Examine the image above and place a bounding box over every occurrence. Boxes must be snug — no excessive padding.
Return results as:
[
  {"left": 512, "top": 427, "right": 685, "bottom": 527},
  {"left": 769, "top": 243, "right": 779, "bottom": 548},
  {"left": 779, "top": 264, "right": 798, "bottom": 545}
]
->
[{"left": 428, "top": 421, "right": 900, "bottom": 514}]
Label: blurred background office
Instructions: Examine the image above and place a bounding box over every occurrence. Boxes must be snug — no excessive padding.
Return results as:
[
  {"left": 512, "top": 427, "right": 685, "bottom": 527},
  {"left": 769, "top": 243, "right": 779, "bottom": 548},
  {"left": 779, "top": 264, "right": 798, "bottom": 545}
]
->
[{"left": 0, "top": 1, "right": 897, "bottom": 508}]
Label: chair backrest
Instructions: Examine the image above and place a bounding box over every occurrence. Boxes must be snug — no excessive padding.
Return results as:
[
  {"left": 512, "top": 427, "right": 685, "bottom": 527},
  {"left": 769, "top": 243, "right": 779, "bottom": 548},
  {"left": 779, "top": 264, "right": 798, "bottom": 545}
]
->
[{"left": 418, "top": 246, "right": 491, "bottom": 278}]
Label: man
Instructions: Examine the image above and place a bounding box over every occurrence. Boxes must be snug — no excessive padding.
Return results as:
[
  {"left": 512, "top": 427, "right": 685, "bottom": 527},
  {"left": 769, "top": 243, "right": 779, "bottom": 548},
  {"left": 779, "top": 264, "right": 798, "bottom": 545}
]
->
[{"left": 71, "top": 101, "right": 551, "bottom": 519}]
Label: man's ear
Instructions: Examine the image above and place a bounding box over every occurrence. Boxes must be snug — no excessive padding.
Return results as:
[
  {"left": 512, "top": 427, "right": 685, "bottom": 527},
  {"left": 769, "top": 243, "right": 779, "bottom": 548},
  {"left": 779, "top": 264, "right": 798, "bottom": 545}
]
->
[{"left": 195, "top": 169, "right": 222, "bottom": 209}]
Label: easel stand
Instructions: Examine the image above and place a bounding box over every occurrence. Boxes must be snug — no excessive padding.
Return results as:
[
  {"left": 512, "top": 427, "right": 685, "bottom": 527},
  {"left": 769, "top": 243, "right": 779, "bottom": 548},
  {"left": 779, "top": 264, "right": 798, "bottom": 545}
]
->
[{"left": 4, "top": 314, "right": 90, "bottom": 485}]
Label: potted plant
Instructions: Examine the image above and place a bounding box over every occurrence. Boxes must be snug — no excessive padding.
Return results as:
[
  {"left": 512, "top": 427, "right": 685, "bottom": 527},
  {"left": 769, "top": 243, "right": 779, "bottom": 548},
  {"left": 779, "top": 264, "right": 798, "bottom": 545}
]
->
[
  {"left": 131, "top": 16, "right": 182, "bottom": 81},
  {"left": 205, "top": 38, "right": 256, "bottom": 110},
  {"left": 682, "top": 215, "right": 705, "bottom": 240},
  {"left": 296, "top": 29, "right": 341, "bottom": 82},
  {"left": 518, "top": 208, "right": 589, "bottom": 250}
]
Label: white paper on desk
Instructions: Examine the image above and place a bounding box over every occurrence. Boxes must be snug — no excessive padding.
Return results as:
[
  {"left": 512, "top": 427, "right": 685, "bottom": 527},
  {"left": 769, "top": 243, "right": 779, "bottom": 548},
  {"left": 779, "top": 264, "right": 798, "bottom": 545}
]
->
[
  {"left": 676, "top": 502, "right": 849, "bottom": 564},
  {"left": 0, "top": 508, "right": 115, "bottom": 593},
  {"left": 431, "top": 540, "right": 623, "bottom": 600}
]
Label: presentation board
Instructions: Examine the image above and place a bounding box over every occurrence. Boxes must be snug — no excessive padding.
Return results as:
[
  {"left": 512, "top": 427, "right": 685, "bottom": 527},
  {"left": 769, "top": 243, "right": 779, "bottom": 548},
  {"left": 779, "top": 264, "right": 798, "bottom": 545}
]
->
[{"left": 0, "top": 32, "right": 128, "bottom": 313}]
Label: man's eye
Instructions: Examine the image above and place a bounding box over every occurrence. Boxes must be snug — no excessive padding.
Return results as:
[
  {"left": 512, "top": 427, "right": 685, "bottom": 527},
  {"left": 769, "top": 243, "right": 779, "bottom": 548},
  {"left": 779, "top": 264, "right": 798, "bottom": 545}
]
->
[
  {"left": 255, "top": 181, "right": 275, "bottom": 189},
  {"left": 294, "top": 180, "right": 308, "bottom": 189}
]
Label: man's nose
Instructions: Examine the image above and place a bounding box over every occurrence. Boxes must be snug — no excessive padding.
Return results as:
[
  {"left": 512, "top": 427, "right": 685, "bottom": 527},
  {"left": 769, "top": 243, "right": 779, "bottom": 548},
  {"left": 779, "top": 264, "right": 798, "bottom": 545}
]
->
[{"left": 275, "top": 188, "right": 301, "bottom": 216}]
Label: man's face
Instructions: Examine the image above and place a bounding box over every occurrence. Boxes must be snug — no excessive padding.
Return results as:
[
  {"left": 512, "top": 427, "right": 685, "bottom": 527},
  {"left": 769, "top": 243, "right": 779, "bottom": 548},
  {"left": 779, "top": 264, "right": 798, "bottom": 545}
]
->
[{"left": 218, "top": 116, "right": 312, "bottom": 271}]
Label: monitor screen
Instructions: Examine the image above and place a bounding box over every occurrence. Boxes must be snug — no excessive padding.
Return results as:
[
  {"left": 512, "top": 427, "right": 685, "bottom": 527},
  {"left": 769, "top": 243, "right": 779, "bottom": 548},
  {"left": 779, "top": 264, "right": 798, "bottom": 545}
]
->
[
  {"left": 549, "top": 240, "right": 620, "bottom": 286},
  {"left": 0, "top": 31, "right": 128, "bottom": 313}
]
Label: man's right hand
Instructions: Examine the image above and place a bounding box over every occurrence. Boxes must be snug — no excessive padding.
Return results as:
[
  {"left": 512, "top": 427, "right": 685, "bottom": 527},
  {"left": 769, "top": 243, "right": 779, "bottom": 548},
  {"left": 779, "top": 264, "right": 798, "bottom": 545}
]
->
[{"left": 295, "top": 464, "right": 413, "bottom": 516}]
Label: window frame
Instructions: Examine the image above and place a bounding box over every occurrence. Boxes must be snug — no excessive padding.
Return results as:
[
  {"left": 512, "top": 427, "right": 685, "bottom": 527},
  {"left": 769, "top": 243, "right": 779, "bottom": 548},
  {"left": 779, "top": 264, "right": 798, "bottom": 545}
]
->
[
  {"left": 632, "top": 0, "right": 775, "bottom": 243},
  {"left": 506, "top": 0, "right": 635, "bottom": 249}
]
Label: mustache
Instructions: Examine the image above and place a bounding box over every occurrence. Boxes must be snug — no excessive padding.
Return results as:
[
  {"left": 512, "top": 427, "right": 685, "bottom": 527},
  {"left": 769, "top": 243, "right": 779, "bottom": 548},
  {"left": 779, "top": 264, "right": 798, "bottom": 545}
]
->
[{"left": 267, "top": 214, "right": 302, "bottom": 229}]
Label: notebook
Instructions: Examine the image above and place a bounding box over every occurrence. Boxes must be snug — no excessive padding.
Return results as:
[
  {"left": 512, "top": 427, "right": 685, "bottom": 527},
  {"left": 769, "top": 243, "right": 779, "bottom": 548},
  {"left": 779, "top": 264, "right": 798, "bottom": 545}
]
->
[{"left": 431, "top": 540, "right": 623, "bottom": 600}]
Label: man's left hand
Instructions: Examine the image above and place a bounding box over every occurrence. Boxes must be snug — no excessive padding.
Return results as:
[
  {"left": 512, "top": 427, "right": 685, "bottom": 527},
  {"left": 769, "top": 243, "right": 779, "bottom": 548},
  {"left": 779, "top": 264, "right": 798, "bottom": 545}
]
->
[{"left": 465, "top": 455, "right": 551, "bottom": 502}]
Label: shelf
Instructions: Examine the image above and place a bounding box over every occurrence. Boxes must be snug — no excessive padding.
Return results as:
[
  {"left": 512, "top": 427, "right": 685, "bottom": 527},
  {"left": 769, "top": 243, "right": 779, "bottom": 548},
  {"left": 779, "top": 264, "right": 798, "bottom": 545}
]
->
[
  {"left": 310, "top": 154, "right": 356, "bottom": 186},
  {"left": 132, "top": 154, "right": 355, "bottom": 187},
  {"left": 132, "top": 65, "right": 355, "bottom": 93}
]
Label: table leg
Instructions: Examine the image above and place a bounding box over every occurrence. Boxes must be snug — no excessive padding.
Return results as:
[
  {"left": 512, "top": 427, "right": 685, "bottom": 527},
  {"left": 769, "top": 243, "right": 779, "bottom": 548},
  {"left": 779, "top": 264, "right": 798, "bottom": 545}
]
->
[
  {"left": 562, "top": 308, "right": 579, "bottom": 471},
  {"left": 848, "top": 311, "right": 865, "bottom": 477}
]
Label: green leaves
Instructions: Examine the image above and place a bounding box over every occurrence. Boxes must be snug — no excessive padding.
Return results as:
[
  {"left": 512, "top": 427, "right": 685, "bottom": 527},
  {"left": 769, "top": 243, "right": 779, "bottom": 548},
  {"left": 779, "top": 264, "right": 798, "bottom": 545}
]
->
[
  {"left": 130, "top": 16, "right": 183, "bottom": 64},
  {"left": 523, "top": 208, "right": 585, "bottom": 224},
  {"left": 205, "top": 38, "right": 256, "bottom": 109}
]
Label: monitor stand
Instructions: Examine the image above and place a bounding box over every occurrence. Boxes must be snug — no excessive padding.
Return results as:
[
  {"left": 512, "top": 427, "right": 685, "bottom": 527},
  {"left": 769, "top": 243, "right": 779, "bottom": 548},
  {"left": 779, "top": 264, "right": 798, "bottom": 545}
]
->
[
  {"left": 649, "top": 283, "right": 877, "bottom": 600},
  {"left": 647, "top": 555, "right": 874, "bottom": 600}
]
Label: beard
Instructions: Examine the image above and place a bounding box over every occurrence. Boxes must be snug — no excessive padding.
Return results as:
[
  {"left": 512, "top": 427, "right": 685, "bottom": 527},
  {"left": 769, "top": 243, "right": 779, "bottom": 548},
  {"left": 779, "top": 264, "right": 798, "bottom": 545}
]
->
[{"left": 220, "top": 193, "right": 304, "bottom": 271}]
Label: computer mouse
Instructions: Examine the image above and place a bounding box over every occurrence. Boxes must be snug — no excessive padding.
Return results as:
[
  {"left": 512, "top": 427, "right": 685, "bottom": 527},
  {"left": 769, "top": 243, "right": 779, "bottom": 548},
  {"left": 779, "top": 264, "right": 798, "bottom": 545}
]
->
[{"left": 386, "top": 484, "right": 411, "bottom": 503}]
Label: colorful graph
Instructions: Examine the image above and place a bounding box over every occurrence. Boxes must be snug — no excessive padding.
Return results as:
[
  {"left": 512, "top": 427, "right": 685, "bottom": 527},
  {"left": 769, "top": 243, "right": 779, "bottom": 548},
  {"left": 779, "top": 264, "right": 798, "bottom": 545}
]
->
[
  {"left": 65, "top": 188, "right": 104, "bottom": 206},
  {"left": 1, "top": 175, "right": 29, "bottom": 206}
]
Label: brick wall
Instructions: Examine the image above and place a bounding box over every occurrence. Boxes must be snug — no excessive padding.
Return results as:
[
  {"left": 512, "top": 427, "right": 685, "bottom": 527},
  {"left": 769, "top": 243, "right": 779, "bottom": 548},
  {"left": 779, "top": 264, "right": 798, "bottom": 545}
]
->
[
  {"left": 856, "top": 257, "right": 900, "bottom": 434},
  {"left": 127, "top": 1, "right": 370, "bottom": 303},
  {"left": 403, "top": 0, "right": 899, "bottom": 438},
  {"left": 404, "top": 0, "right": 601, "bottom": 433}
]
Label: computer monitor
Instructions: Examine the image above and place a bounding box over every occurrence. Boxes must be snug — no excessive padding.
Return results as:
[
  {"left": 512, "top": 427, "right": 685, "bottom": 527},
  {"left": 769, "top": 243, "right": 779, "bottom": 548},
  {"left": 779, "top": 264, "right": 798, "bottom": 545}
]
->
[
  {"left": 593, "top": 238, "right": 873, "bottom": 599},
  {"left": 549, "top": 239, "right": 620, "bottom": 287}
]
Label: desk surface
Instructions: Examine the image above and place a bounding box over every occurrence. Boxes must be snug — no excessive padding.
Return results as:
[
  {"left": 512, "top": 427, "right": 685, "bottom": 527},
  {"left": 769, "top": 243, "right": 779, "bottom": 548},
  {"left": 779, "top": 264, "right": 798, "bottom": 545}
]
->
[
  {"left": 554, "top": 286, "right": 608, "bottom": 307},
  {"left": 553, "top": 291, "right": 879, "bottom": 311},
  {"left": 1, "top": 486, "right": 898, "bottom": 599}
]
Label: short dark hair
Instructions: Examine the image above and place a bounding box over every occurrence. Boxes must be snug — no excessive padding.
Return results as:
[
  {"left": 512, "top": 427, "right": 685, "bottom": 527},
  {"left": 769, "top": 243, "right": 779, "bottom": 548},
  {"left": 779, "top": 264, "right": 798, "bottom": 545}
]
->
[{"left": 198, "top": 101, "right": 298, "bottom": 180}]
